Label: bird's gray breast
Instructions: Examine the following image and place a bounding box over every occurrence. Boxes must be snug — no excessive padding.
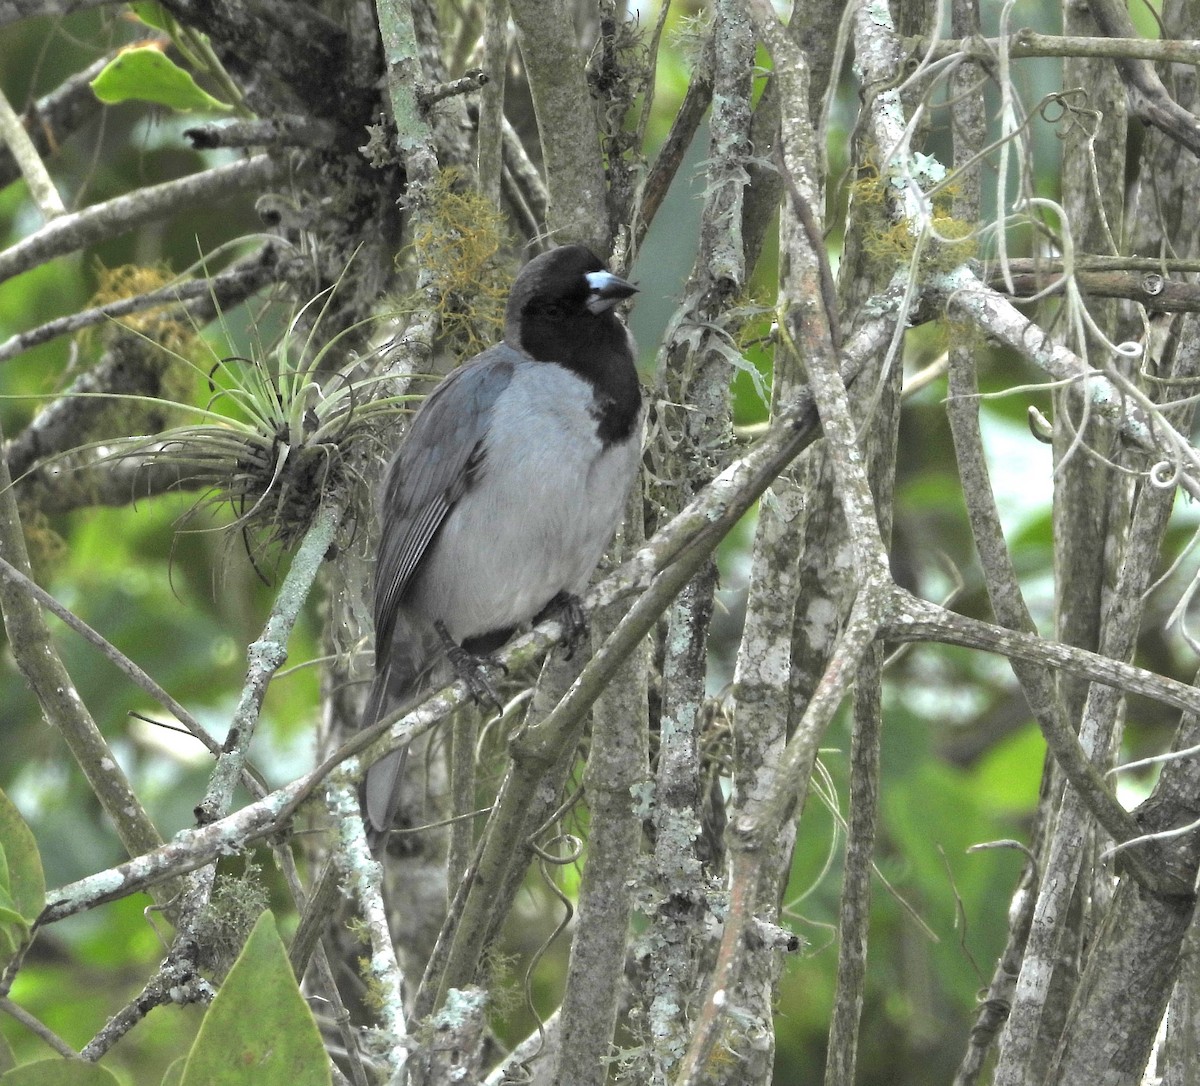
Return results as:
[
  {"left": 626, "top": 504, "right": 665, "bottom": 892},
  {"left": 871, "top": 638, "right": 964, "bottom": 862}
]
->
[{"left": 408, "top": 362, "right": 641, "bottom": 641}]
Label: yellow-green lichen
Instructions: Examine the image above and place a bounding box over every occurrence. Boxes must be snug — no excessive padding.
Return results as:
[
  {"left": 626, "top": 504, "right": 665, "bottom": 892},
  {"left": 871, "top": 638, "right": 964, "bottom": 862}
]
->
[{"left": 410, "top": 169, "right": 511, "bottom": 356}]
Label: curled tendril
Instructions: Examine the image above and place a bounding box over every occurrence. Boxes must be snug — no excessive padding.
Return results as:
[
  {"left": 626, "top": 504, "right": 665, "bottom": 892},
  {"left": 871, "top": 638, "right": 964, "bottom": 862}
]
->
[
  {"left": 528, "top": 832, "right": 584, "bottom": 865},
  {"left": 1037, "top": 89, "right": 1087, "bottom": 126},
  {"left": 1149, "top": 459, "right": 1183, "bottom": 489}
]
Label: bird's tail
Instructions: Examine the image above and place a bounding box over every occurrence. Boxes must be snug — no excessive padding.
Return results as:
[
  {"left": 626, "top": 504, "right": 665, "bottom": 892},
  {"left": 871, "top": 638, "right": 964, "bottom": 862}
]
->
[
  {"left": 361, "top": 671, "right": 408, "bottom": 848},
  {"left": 361, "top": 617, "right": 444, "bottom": 850}
]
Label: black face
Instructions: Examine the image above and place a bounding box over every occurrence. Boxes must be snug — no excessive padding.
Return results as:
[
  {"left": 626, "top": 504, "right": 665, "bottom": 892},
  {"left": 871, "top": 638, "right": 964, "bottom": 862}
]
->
[
  {"left": 504, "top": 244, "right": 610, "bottom": 345},
  {"left": 503, "top": 244, "right": 641, "bottom": 446}
]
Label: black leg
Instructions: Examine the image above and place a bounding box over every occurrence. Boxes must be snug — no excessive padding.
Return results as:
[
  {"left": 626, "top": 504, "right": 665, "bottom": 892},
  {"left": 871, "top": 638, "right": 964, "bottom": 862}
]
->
[
  {"left": 435, "top": 621, "right": 505, "bottom": 712},
  {"left": 536, "top": 591, "right": 588, "bottom": 659}
]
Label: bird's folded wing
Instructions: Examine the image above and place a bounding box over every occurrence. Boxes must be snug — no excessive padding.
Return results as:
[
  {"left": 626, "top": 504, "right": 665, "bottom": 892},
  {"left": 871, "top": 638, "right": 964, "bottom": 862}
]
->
[{"left": 372, "top": 348, "right": 519, "bottom": 654}]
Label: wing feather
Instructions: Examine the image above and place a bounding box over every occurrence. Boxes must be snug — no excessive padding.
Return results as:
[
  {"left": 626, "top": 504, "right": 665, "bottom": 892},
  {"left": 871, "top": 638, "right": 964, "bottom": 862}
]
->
[{"left": 372, "top": 347, "right": 519, "bottom": 660}]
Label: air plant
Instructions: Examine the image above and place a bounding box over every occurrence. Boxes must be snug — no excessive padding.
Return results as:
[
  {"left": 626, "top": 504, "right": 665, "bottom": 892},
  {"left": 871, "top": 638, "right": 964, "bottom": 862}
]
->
[{"left": 10, "top": 269, "right": 419, "bottom": 577}]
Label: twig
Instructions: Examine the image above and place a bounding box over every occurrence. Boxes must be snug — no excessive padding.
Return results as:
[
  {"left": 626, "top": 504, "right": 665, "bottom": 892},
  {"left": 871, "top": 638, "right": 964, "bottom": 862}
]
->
[
  {"left": 825, "top": 642, "right": 883, "bottom": 1086},
  {"left": 40, "top": 697, "right": 436, "bottom": 925},
  {"left": 0, "top": 54, "right": 109, "bottom": 192},
  {"left": 938, "top": 265, "right": 1200, "bottom": 497},
  {"left": 0, "top": 81, "right": 64, "bottom": 219},
  {"left": 0, "top": 996, "right": 78, "bottom": 1058},
  {"left": 0, "top": 243, "right": 280, "bottom": 365},
  {"left": 0, "top": 155, "right": 281, "bottom": 285},
  {"left": 184, "top": 117, "right": 337, "bottom": 150},
  {"left": 1087, "top": 0, "right": 1200, "bottom": 158},
  {"left": 882, "top": 590, "right": 1197, "bottom": 897},
  {"left": 79, "top": 948, "right": 215, "bottom": 1059},
  {"left": 476, "top": 0, "right": 507, "bottom": 207},
  {"left": 328, "top": 778, "right": 409, "bottom": 1078},
  {"left": 916, "top": 29, "right": 1200, "bottom": 66},
  {"left": 194, "top": 500, "right": 343, "bottom": 824},
  {"left": 633, "top": 37, "right": 714, "bottom": 253},
  {"left": 418, "top": 68, "right": 488, "bottom": 109}
]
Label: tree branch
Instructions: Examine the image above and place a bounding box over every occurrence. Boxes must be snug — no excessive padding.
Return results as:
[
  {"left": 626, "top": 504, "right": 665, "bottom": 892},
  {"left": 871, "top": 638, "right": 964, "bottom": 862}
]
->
[
  {"left": 0, "top": 412, "right": 167, "bottom": 881},
  {"left": 937, "top": 266, "right": 1200, "bottom": 498},
  {"left": 0, "top": 155, "right": 282, "bottom": 285},
  {"left": 508, "top": 0, "right": 608, "bottom": 249},
  {"left": 1088, "top": 0, "right": 1200, "bottom": 158},
  {"left": 194, "top": 499, "right": 343, "bottom": 824},
  {"left": 0, "top": 243, "right": 280, "bottom": 366},
  {"left": 916, "top": 29, "right": 1200, "bottom": 66},
  {"left": 991, "top": 264, "right": 1200, "bottom": 311},
  {"left": 0, "top": 80, "right": 63, "bottom": 219},
  {"left": 0, "top": 54, "right": 108, "bottom": 191}
]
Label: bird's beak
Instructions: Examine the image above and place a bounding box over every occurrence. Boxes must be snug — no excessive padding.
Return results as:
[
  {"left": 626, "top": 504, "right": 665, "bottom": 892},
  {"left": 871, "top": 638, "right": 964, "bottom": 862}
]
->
[{"left": 585, "top": 270, "right": 639, "bottom": 314}]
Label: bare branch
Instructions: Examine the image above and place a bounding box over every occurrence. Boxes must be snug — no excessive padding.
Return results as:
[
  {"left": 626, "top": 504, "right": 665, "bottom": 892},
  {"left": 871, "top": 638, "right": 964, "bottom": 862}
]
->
[
  {"left": 0, "top": 412, "right": 167, "bottom": 880},
  {"left": 918, "top": 29, "right": 1200, "bottom": 66},
  {"left": 0, "top": 80, "right": 64, "bottom": 219},
  {"left": 194, "top": 500, "right": 343, "bottom": 824},
  {"left": 0, "top": 244, "right": 280, "bottom": 366},
  {"left": 508, "top": 0, "right": 608, "bottom": 248},
  {"left": 992, "top": 264, "right": 1200, "bottom": 311},
  {"left": 184, "top": 117, "right": 338, "bottom": 150},
  {"left": 0, "top": 155, "right": 282, "bottom": 286},
  {"left": 1088, "top": 0, "right": 1200, "bottom": 158},
  {"left": 634, "top": 37, "right": 714, "bottom": 253},
  {"left": 0, "top": 54, "right": 108, "bottom": 192}
]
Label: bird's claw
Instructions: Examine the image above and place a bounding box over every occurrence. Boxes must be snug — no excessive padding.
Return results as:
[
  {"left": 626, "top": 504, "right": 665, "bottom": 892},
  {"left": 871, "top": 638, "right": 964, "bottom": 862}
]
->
[
  {"left": 436, "top": 622, "right": 505, "bottom": 712},
  {"left": 538, "top": 591, "right": 589, "bottom": 660}
]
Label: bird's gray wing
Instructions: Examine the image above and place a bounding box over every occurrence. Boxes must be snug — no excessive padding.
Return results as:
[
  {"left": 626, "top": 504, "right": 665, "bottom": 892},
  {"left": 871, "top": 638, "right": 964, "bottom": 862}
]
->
[{"left": 372, "top": 348, "right": 518, "bottom": 658}]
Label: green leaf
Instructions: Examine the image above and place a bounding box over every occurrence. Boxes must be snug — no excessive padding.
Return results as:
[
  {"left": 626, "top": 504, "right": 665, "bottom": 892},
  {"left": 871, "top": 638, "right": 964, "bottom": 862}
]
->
[
  {"left": 128, "top": 2, "right": 172, "bottom": 31},
  {"left": 0, "top": 1031, "right": 14, "bottom": 1074},
  {"left": 0, "top": 788, "right": 45, "bottom": 973},
  {"left": 161, "top": 1058, "right": 185, "bottom": 1086},
  {"left": 0, "top": 1059, "right": 120, "bottom": 1085},
  {"left": 90, "top": 47, "right": 231, "bottom": 113},
  {"left": 180, "top": 912, "right": 330, "bottom": 1086},
  {"left": 0, "top": 790, "right": 44, "bottom": 921}
]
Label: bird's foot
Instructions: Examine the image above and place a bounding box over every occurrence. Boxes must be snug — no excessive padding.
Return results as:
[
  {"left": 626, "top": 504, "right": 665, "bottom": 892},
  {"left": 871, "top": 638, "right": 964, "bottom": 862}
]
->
[
  {"left": 436, "top": 622, "right": 506, "bottom": 712},
  {"left": 537, "top": 591, "right": 589, "bottom": 660}
]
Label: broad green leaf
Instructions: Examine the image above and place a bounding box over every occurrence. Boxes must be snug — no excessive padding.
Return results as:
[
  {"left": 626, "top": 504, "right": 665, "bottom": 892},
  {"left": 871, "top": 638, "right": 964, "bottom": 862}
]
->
[
  {"left": 0, "top": 1059, "right": 120, "bottom": 1085},
  {"left": 90, "top": 47, "right": 230, "bottom": 113},
  {"left": 0, "top": 1029, "right": 13, "bottom": 1072},
  {"left": 0, "top": 789, "right": 44, "bottom": 972},
  {"left": 0, "top": 790, "right": 43, "bottom": 921},
  {"left": 180, "top": 912, "right": 330, "bottom": 1086},
  {"left": 161, "top": 1058, "right": 185, "bottom": 1086}
]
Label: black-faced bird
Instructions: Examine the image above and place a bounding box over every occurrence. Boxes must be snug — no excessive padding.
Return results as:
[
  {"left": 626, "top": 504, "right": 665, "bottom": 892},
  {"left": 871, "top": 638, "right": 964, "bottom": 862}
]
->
[{"left": 362, "top": 244, "right": 643, "bottom": 843}]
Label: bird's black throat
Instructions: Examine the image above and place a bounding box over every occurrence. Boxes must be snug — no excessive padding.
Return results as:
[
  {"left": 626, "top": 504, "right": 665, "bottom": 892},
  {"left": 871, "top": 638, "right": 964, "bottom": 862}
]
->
[{"left": 518, "top": 310, "right": 641, "bottom": 447}]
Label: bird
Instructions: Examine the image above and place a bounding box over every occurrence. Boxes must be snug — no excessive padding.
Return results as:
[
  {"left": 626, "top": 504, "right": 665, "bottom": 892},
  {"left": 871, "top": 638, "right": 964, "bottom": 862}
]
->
[{"left": 362, "top": 243, "right": 643, "bottom": 844}]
